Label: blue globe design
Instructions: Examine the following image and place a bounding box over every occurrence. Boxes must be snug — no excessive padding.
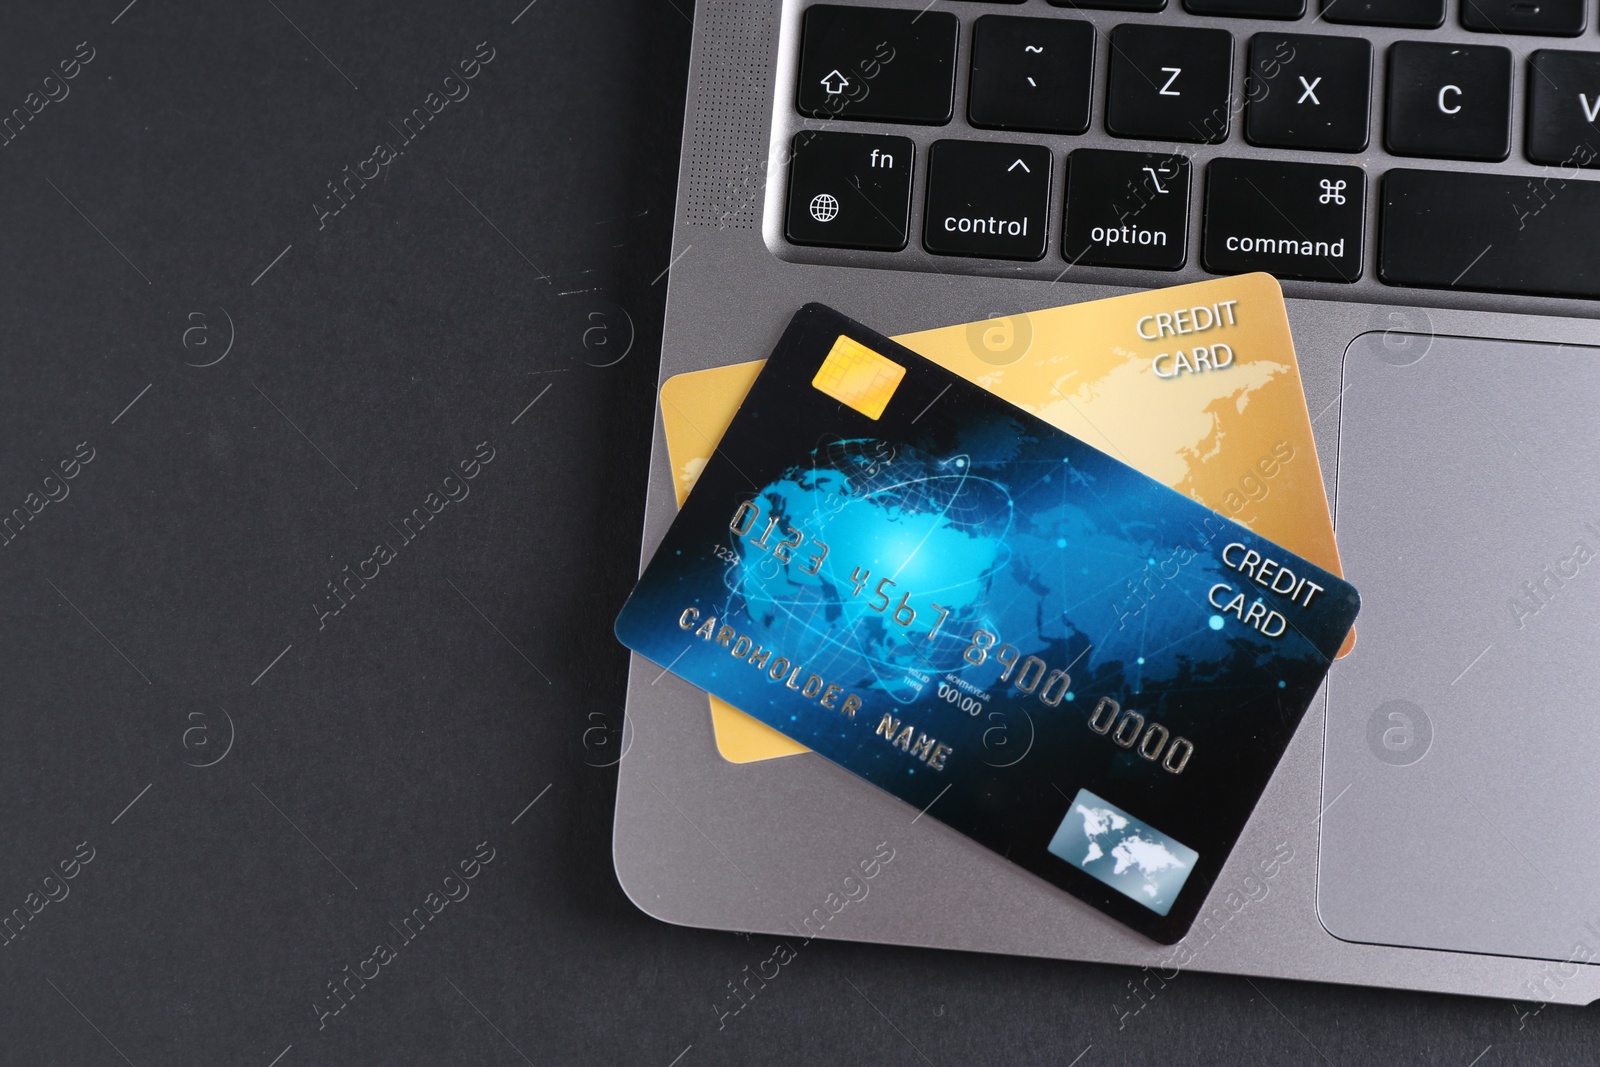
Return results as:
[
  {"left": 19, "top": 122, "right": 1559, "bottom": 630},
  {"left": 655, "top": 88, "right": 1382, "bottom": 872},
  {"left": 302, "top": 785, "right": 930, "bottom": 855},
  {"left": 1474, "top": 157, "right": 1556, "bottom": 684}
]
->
[
  {"left": 712, "top": 431, "right": 1274, "bottom": 717},
  {"left": 722, "top": 439, "right": 1013, "bottom": 701}
]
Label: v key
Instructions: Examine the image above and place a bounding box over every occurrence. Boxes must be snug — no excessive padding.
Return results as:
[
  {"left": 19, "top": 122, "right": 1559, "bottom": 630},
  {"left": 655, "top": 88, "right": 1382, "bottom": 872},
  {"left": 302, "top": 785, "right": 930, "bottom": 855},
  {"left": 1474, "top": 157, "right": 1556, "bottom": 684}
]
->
[{"left": 1527, "top": 52, "right": 1600, "bottom": 167}]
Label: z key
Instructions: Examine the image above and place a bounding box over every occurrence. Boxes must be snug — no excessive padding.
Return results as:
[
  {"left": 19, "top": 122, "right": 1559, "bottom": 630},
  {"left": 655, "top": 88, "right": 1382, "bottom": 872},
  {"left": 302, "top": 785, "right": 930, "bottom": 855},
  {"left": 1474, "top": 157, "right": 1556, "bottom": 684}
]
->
[{"left": 1106, "top": 25, "right": 1236, "bottom": 144}]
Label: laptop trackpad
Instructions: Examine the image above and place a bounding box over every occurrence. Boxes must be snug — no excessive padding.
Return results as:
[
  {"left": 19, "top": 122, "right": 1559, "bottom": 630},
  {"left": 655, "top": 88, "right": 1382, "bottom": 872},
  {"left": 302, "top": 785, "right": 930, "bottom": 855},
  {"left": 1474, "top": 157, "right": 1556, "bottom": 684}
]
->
[{"left": 1321, "top": 331, "right": 1600, "bottom": 962}]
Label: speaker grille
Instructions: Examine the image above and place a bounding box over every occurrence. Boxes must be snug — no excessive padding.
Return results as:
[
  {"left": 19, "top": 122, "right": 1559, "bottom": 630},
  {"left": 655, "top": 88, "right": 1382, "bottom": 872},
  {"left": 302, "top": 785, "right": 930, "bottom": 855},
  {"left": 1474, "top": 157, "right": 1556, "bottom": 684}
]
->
[{"left": 681, "top": 0, "right": 775, "bottom": 230}]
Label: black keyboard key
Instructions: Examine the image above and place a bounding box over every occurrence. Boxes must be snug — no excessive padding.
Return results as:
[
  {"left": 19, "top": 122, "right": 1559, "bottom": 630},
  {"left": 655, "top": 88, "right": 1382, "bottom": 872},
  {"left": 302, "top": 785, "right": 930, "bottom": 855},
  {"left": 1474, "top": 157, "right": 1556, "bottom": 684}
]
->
[
  {"left": 1381, "top": 169, "right": 1600, "bottom": 298},
  {"left": 1185, "top": 0, "right": 1304, "bottom": 20},
  {"left": 1322, "top": 0, "right": 1445, "bottom": 27},
  {"left": 1527, "top": 51, "right": 1600, "bottom": 167},
  {"left": 1063, "top": 149, "right": 1190, "bottom": 270},
  {"left": 786, "top": 132, "right": 914, "bottom": 251},
  {"left": 1202, "top": 158, "right": 1364, "bottom": 282},
  {"left": 1386, "top": 42, "right": 1511, "bottom": 162},
  {"left": 923, "top": 140, "right": 1052, "bottom": 260},
  {"left": 1049, "top": 0, "right": 1167, "bottom": 13},
  {"left": 1106, "top": 25, "right": 1235, "bottom": 145},
  {"left": 796, "top": 6, "right": 957, "bottom": 125},
  {"left": 969, "top": 16, "right": 1095, "bottom": 134},
  {"left": 1462, "top": 0, "right": 1585, "bottom": 35},
  {"left": 1246, "top": 34, "right": 1372, "bottom": 152}
]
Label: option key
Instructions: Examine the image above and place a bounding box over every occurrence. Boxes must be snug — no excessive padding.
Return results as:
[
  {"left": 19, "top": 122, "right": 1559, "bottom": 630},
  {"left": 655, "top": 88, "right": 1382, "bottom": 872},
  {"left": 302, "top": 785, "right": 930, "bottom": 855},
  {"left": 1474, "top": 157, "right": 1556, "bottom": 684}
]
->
[{"left": 1063, "top": 149, "right": 1190, "bottom": 270}]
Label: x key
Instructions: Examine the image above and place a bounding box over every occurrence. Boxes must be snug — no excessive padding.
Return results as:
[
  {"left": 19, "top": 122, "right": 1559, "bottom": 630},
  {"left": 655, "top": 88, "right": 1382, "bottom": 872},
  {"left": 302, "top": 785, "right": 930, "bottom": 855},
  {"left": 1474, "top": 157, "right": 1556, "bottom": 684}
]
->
[{"left": 1245, "top": 33, "right": 1372, "bottom": 153}]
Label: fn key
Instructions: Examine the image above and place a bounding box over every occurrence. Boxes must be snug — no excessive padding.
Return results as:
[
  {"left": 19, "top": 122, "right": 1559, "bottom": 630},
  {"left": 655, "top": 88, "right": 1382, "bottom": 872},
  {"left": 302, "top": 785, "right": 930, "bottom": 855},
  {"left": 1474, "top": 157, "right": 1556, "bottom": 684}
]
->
[{"left": 787, "top": 131, "right": 914, "bottom": 251}]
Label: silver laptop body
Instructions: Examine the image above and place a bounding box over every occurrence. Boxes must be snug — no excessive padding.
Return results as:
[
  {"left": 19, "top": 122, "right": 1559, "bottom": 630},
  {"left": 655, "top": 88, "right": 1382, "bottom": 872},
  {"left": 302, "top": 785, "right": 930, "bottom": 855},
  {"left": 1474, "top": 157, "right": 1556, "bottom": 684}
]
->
[{"left": 616, "top": 0, "right": 1600, "bottom": 1005}]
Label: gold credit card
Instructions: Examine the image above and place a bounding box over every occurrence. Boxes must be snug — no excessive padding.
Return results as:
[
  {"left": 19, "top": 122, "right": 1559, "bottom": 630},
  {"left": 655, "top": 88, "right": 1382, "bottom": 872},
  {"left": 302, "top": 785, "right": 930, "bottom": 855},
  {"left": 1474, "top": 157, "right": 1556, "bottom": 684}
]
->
[{"left": 658, "top": 274, "right": 1351, "bottom": 764}]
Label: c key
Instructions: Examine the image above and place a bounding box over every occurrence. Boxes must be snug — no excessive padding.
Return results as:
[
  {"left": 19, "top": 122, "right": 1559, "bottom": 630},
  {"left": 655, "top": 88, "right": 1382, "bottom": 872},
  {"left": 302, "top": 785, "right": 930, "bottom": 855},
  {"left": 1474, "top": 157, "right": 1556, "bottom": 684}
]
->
[{"left": 1385, "top": 41, "right": 1512, "bottom": 162}]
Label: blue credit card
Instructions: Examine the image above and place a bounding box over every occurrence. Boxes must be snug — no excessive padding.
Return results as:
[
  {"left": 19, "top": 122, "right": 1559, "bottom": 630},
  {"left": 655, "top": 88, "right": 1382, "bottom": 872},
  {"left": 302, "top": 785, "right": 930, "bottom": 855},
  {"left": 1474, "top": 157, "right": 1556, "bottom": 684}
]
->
[{"left": 616, "top": 304, "right": 1359, "bottom": 942}]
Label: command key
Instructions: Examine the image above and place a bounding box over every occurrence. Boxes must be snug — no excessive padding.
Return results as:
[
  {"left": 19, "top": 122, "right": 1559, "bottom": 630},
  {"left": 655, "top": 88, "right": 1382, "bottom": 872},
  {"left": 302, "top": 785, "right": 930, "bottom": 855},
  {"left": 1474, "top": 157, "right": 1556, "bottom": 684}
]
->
[{"left": 1203, "top": 158, "right": 1365, "bottom": 283}]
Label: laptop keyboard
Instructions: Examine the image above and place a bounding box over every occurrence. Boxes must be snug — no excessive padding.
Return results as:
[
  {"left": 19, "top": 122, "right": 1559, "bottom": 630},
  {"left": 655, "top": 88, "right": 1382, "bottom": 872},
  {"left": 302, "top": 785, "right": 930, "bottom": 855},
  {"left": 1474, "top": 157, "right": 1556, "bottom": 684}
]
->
[{"left": 776, "top": 0, "right": 1600, "bottom": 301}]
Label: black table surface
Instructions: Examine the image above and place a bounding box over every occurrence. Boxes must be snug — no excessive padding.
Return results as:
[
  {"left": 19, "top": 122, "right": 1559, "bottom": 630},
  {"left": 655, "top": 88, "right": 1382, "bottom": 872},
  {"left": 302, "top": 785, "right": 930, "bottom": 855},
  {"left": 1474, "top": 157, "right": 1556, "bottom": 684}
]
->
[{"left": 1, "top": 2, "right": 1593, "bottom": 1064}]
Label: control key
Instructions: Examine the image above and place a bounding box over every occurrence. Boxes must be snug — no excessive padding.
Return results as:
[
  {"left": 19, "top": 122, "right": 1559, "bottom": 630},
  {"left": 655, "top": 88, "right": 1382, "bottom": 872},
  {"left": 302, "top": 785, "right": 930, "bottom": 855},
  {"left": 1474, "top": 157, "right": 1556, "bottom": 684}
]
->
[{"left": 924, "top": 140, "right": 1052, "bottom": 260}]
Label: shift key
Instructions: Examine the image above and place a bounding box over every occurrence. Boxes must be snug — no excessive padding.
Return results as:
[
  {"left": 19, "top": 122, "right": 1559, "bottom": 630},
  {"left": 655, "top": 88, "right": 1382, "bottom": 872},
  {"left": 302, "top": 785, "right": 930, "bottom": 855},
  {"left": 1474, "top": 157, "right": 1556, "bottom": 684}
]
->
[{"left": 1203, "top": 158, "right": 1364, "bottom": 282}]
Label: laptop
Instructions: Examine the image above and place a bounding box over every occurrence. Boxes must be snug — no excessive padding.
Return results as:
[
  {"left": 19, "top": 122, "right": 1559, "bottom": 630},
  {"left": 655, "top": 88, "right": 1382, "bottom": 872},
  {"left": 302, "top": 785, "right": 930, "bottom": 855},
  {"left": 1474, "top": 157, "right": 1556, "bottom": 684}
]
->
[{"left": 615, "top": 0, "right": 1600, "bottom": 1004}]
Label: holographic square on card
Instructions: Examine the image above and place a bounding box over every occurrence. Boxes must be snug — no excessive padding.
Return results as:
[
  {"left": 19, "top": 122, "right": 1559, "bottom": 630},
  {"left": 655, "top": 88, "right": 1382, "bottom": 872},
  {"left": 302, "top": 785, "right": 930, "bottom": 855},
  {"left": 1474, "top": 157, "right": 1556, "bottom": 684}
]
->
[{"left": 1047, "top": 789, "right": 1199, "bottom": 917}]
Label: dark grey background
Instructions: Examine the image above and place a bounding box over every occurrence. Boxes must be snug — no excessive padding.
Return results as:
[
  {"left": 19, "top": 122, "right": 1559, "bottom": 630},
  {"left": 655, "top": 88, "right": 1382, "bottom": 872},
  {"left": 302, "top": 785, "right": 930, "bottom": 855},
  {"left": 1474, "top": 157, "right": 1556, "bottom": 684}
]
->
[{"left": 0, "top": 1, "right": 1591, "bottom": 1064}]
